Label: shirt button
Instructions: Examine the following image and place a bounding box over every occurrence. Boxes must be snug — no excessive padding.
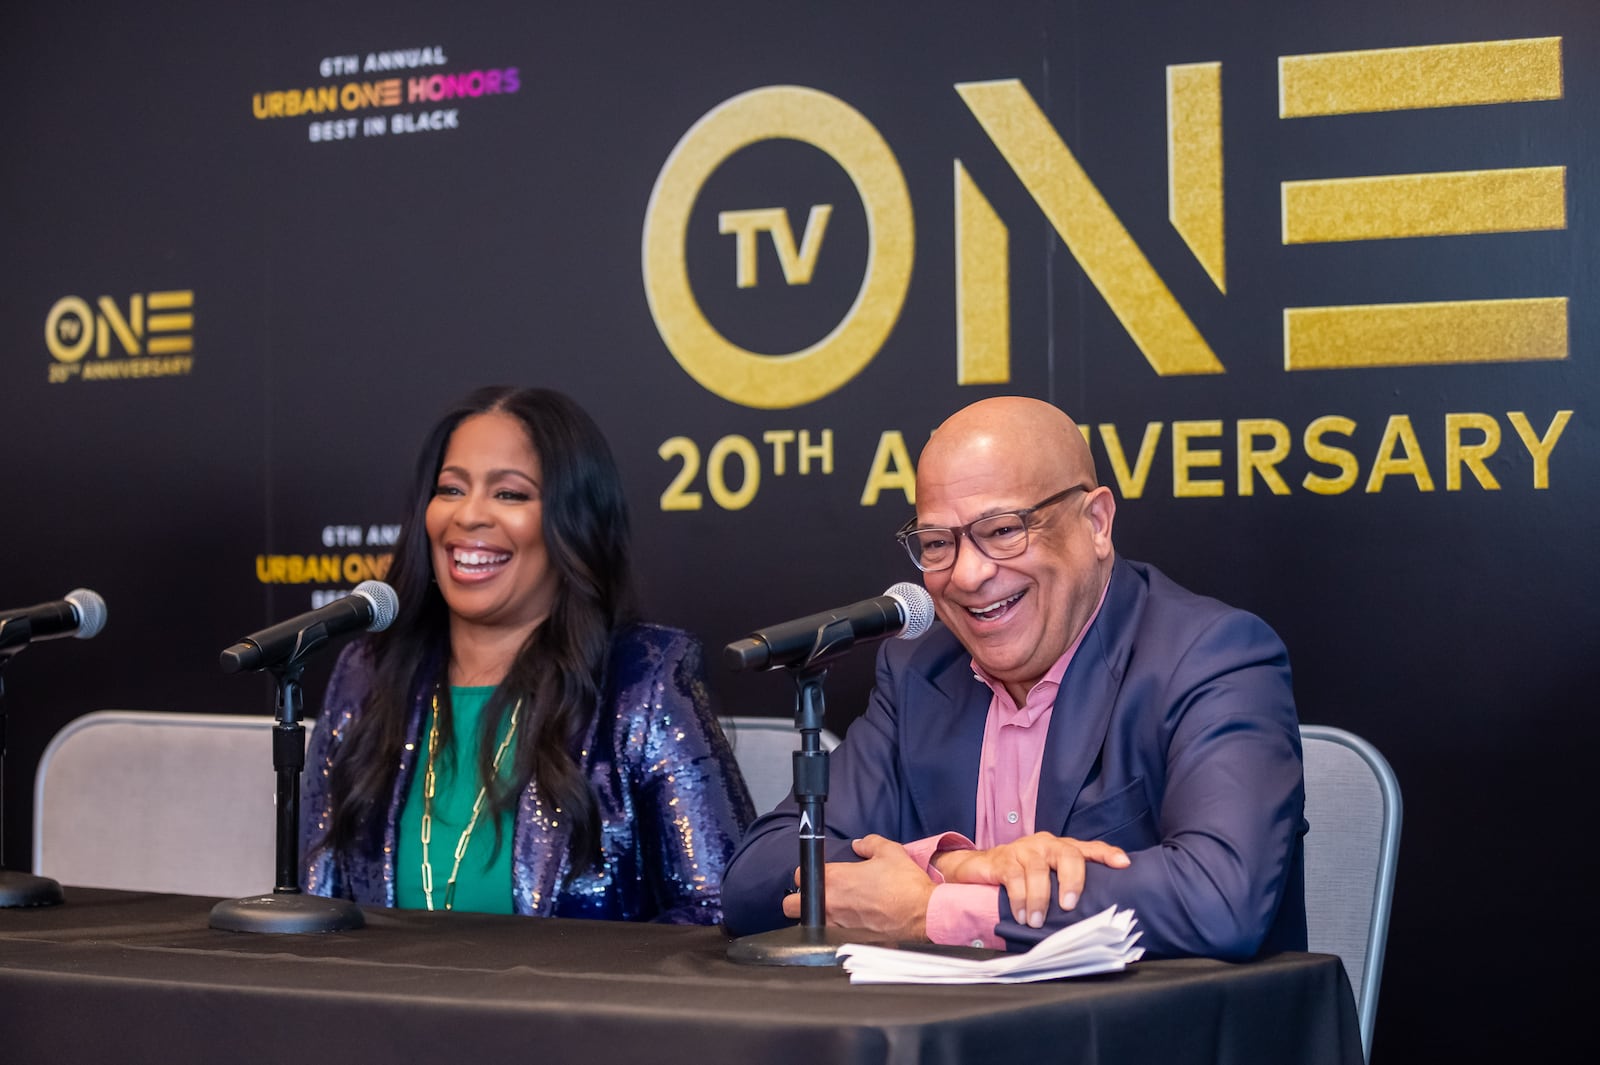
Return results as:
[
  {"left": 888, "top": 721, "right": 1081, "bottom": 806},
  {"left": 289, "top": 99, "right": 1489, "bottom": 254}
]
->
[
  {"left": 1006, "top": 811, "right": 1019, "bottom": 824},
  {"left": 971, "top": 939, "right": 986, "bottom": 948}
]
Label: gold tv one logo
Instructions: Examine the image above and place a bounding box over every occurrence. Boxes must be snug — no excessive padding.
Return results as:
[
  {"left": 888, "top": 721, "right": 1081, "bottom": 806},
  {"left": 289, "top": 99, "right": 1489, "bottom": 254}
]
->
[
  {"left": 46, "top": 290, "right": 196, "bottom": 363},
  {"left": 642, "top": 36, "right": 1567, "bottom": 409}
]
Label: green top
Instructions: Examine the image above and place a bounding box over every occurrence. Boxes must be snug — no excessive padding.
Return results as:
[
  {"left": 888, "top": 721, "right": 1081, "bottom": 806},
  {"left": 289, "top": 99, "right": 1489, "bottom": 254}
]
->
[{"left": 395, "top": 685, "right": 517, "bottom": 913}]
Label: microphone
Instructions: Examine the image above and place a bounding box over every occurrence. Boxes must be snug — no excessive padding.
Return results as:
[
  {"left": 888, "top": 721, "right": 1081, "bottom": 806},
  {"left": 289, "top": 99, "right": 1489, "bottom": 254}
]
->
[
  {"left": 724, "top": 582, "right": 936, "bottom": 672},
  {"left": 0, "top": 588, "right": 109, "bottom": 650},
  {"left": 220, "top": 580, "right": 398, "bottom": 673}
]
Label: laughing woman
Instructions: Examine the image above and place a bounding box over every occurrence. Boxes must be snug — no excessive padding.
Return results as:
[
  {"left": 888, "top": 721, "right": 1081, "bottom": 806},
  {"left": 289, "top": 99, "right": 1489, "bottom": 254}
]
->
[{"left": 302, "top": 385, "right": 753, "bottom": 922}]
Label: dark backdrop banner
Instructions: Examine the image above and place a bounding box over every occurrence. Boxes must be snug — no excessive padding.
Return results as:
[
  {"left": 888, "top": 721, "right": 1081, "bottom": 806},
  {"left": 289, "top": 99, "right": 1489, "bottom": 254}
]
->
[{"left": 3, "top": 2, "right": 1593, "bottom": 1059}]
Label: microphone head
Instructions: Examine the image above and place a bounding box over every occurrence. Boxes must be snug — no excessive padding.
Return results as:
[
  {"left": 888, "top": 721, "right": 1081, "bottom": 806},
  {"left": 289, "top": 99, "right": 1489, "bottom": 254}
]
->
[
  {"left": 64, "top": 588, "right": 107, "bottom": 639},
  {"left": 884, "top": 582, "right": 935, "bottom": 639},
  {"left": 352, "top": 580, "right": 399, "bottom": 632}
]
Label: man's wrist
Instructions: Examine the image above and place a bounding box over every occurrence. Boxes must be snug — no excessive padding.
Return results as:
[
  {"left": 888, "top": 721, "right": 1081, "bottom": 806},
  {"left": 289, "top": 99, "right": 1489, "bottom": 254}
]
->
[
  {"left": 928, "top": 832, "right": 979, "bottom": 879},
  {"left": 929, "top": 849, "right": 965, "bottom": 878},
  {"left": 902, "top": 832, "right": 977, "bottom": 879}
]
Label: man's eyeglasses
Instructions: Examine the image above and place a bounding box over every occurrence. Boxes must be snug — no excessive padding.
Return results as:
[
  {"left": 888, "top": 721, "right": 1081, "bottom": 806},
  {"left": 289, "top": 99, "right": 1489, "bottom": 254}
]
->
[{"left": 895, "top": 485, "right": 1093, "bottom": 572}]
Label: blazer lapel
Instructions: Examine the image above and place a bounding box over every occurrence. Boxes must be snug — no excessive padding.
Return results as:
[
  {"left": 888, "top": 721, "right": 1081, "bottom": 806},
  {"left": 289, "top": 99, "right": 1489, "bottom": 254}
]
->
[
  {"left": 377, "top": 680, "right": 433, "bottom": 907},
  {"left": 901, "top": 647, "right": 990, "bottom": 839},
  {"left": 514, "top": 719, "right": 581, "bottom": 917},
  {"left": 1034, "top": 560, "right": 1140, "bottom": 835},
  {"left": 514, "top": 787, "right": 569, "bottom": 917}
]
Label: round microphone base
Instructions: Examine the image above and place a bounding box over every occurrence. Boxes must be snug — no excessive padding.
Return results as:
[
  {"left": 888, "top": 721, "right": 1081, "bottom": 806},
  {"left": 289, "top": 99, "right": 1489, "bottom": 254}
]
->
[
  {"left": 0, "top": 870, "right": 65, "bottom": 908},
  {"left": 209, "top": 889, "right": 365, "bottom": 934},
  {"left": 727, "top": 923, "right": 900, "bottom": 966}
]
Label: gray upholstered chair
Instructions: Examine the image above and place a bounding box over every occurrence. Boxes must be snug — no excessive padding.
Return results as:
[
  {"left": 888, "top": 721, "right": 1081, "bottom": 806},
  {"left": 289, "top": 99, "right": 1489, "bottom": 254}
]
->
[
  {"left": 1300, "top": 724, "right": 1402, "bottom": 1062},
  {"left": 718, "top": 715, "right": 840, "bottom": 816},
  {"left": 33, "top": 710, "right": 286, "bottom": 898}
]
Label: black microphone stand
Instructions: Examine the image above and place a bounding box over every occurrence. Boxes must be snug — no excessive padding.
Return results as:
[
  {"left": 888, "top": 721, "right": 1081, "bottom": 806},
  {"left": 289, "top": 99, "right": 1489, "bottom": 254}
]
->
[
  {"left": 727, "top": 619, "right": 900, "bottom": 965},
  {"left": 0, "top": 624, "right": 66, "bottom": 908},
  {"left": 209, "top": 656, "right": 363, "bottom": 933}
]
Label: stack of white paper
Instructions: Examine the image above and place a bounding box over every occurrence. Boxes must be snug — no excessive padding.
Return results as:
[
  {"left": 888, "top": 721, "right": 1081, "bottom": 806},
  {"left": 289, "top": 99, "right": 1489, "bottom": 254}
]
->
[{"left": 836, "top": 905, "right": 1144, "bottom": 984}]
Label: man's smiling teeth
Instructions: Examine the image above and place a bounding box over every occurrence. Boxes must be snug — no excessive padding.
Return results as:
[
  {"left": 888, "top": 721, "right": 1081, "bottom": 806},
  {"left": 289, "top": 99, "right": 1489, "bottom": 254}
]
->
[
  {"left": 968, "top": 592, "right": 1023, "bottom": 620},
  {"left": 453, "top": 548, "right": 510, "bottom": 571}
]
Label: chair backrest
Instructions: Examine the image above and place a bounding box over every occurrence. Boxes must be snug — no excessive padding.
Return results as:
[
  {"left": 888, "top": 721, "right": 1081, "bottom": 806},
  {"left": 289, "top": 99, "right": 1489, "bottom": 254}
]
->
[
  {"left": 719, "top": 715, "right": 840, "bottom": 816},
  {"left": 1299, "top": 724, "right": 1402, "bottom": 1062},
  {"left": 33, "top": 710, "right": 287, "bottom": 898}
]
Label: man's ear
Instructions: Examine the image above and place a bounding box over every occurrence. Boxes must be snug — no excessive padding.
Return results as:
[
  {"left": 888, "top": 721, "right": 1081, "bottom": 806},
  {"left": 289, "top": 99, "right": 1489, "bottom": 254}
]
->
[{"left": 1085, "top": 487, "right": 1116, "bottom": 559}]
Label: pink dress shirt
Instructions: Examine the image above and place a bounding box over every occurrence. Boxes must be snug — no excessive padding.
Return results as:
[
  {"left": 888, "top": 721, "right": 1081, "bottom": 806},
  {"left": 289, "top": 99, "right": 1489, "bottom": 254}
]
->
[{"left": 910, "top": 583, "right": 1109, "bottom": 948}]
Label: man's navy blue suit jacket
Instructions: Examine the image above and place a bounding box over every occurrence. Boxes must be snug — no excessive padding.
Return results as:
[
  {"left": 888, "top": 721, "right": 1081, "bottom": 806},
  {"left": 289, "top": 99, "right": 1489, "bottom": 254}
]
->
[{"left": 722, "top": 557, "right": 1307, "bottom": 960}]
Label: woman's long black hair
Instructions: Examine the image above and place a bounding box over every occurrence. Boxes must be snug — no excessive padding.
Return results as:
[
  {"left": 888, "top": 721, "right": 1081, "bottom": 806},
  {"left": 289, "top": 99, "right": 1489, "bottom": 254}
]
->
[{"left": 322, "top": 385, "right": 637, "bottom": 876}]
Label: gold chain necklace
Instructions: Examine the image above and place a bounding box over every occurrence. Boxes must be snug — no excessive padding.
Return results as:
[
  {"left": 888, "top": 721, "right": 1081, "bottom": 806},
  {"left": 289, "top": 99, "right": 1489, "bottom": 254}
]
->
[{"left": 420, "top": 687, "right": 521, "bottom": 912}]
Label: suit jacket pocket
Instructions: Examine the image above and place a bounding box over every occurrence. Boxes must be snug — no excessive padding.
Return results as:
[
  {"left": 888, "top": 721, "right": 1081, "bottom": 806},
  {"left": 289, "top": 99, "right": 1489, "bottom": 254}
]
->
[{"left": 1060, "top": 778, "right": 1156, "bottom": 848}]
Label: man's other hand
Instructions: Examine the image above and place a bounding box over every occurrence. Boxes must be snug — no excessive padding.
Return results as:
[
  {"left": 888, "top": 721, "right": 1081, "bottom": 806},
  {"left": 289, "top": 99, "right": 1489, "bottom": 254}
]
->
[
  {"left": 930, "top": 832, "right": 1131, "bottom": 927},
  {"left": 780, "top": 834, "right": 936, "bottom": 940}
]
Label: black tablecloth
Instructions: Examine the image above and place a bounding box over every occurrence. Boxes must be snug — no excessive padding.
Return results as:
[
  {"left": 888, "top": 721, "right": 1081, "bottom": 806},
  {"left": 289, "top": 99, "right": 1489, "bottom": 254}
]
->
[{"left": 0, "top": 888, "right": 1362, "bottom": 1065}]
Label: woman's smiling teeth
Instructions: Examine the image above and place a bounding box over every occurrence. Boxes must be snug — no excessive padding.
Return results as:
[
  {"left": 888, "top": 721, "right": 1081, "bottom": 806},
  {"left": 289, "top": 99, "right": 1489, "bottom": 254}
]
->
[
  {"left": 453, "top": 548, "right": 511, "bottom": 574},
  {"left": 968, "top": 591, "right": 1024, "bottom": 620}
]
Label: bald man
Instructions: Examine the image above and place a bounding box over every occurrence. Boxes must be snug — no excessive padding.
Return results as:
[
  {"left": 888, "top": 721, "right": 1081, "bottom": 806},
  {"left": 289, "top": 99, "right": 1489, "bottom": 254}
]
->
[{"left": 722, "top": 397, "right": 1306, "bottom": 960}]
